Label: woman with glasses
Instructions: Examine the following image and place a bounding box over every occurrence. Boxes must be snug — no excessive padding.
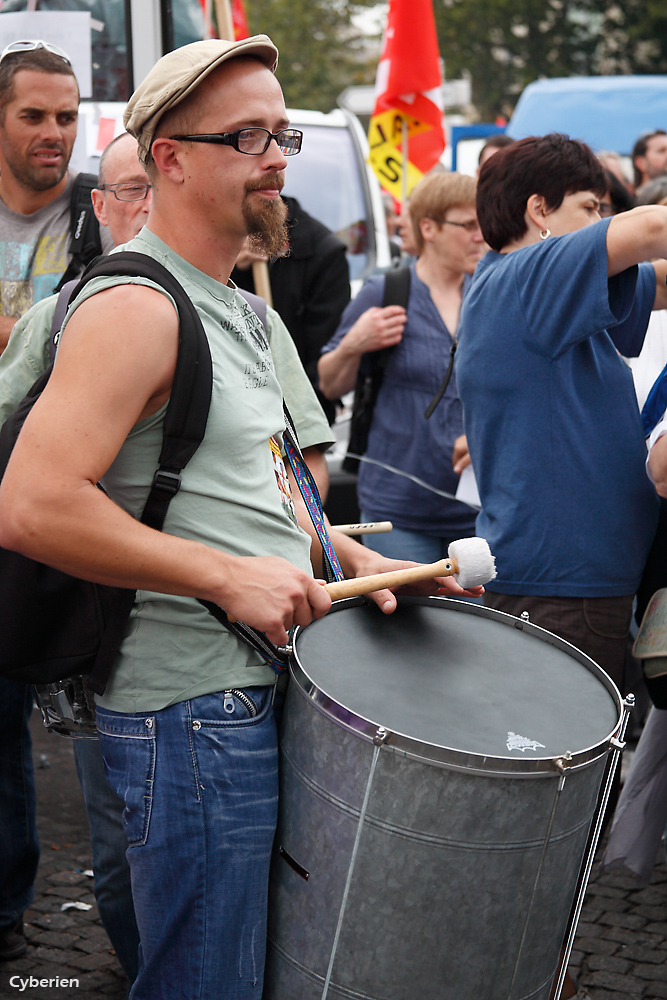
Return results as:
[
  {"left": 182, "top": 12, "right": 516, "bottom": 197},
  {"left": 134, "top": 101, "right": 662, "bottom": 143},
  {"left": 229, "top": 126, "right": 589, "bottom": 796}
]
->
[{"left": 318, "top": 171, "right": 485, "bottom": 562}]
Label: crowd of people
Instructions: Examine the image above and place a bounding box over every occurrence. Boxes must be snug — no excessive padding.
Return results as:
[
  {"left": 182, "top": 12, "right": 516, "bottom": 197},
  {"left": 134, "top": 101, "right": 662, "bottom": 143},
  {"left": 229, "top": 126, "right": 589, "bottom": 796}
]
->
[{"left": 1, "top": 28, "right": 667, "bottom": 1000}]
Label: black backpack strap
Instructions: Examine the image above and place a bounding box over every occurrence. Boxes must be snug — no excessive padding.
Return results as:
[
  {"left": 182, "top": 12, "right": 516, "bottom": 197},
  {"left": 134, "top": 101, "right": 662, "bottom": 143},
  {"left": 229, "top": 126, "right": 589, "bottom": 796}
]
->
[
  {"left": 71, "top": 254, "right": 292, "bottom": 687},
  {"left": 54, "top": 173, "right": 103, "bottom": 292},
  {"left": 71, "top": 252, "right": 213, "bottom": 693},
  {"left": 342, "top": 267, "right": 410, "bottom": 474},
  {"left": 374, "top": 264, "right": 411, "bottom": 378},
  {"left": 49, "top": 279, "right": 79, "bottom": 363},
  {"left": 382, "top": 265, "right": 411, "bottom": 311}
]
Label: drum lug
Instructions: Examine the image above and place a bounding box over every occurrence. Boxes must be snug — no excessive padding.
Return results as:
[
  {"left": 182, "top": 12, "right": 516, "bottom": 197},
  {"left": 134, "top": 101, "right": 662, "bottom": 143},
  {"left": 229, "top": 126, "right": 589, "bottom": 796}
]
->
[
  {"left": 610, "top": 736, "right": 626, "bottom": 751},
  {"left": 553, "top": 751, "right": 573, "bottom": 789},
  {"left": 374, "top": 726, "right": 390, "bottom": 746}
]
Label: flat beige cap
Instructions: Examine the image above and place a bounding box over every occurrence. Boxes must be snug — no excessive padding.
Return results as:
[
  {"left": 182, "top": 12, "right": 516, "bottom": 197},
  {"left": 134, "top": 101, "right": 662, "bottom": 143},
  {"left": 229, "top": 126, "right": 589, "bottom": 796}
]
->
[{"left": 124, "top": 36, "right": 279, "bottom": 167}]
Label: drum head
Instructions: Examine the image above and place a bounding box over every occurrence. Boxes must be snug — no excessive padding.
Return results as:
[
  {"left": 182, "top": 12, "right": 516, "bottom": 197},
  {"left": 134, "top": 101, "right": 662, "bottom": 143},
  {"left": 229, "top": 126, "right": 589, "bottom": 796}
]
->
[{"left": 293, "top": 598, "right": 620, "bottom": 763}]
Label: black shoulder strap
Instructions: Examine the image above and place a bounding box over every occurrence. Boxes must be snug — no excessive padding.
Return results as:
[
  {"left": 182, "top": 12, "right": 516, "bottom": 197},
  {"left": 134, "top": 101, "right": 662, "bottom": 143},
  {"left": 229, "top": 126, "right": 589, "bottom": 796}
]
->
[
  {"left": 65, "top": 252, "right": 213, "bottom": 693},
  {"left": 54, "top": 173, "right": 103, "bottom": 293},
  {"left": 68, "top": 252, "right": 213, "bottom": 524},
  {"left": 367, "top": 266, "right": 411, "bottom": 382},
  {"left": 49, "top": 279, "right": 79, "bottom": 362},
  {"left": 73, "top": 254, "right": 297, "bottom": 686},
  {"left": 382, "top": 265, "right": 411, "bottom": 310}
]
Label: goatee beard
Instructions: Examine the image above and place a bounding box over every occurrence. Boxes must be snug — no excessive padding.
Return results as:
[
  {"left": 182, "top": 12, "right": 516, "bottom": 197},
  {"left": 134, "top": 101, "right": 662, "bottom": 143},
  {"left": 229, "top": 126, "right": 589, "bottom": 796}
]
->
[{"left": 243, "top": 178, "right": 289, "bottom": 258}]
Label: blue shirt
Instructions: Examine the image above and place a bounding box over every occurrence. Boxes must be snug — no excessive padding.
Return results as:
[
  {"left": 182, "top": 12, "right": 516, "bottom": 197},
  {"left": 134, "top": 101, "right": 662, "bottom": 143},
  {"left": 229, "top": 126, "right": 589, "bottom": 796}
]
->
[
  {"left": 323, "top": 263, "right": 476, "bottom": 537},
  {"left": 456, "top": 218, "right": 658, "bottom": 597}
]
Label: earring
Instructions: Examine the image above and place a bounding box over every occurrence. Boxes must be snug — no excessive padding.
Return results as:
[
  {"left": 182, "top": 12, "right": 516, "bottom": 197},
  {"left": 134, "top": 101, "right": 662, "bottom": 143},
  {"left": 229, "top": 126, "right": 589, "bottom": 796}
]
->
[{"left": 540, "top": 228, "right": 551, "bottom": 240}]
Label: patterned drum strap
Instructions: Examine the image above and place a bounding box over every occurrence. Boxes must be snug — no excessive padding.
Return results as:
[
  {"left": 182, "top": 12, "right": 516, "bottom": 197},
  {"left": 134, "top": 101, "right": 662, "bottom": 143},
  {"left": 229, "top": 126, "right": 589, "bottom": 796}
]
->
[{"left": 282, "top": 412, "right": 344, "bottom": 586}]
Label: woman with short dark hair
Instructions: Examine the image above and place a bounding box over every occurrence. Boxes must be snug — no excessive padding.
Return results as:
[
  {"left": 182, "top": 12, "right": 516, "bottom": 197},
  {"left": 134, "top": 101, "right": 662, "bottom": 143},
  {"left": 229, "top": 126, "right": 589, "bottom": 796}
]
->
[
  {"left": 458, "top": 131, "right": 667, "bottom": 667},
  {"left": 457, "top": 133, "right": 667, "bottom": 996}
]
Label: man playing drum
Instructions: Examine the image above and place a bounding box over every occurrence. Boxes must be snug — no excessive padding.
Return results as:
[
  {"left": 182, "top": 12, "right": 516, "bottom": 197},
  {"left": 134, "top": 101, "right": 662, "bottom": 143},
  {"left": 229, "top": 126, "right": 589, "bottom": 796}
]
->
[{"left": 0, "top": 38, "right": 481, "bottom": 999}]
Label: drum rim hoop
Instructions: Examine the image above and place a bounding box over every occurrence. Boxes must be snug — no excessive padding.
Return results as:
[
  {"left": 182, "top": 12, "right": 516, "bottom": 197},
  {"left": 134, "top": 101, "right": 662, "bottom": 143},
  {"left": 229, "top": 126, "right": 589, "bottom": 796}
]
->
[{"left": 290, "top": 596, "right": 623, "bottom": 777}]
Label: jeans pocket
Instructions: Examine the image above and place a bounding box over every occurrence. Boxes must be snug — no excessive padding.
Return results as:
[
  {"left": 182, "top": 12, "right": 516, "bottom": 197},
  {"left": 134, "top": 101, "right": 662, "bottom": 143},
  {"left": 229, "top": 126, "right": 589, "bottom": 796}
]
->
[
  {"left": 583, "top": 596, "right": 633, "bottom": 641},
  {"left": 191, "top": 686, "right": 273, "bottom": 727},
  {"left": 97, "top": 723, "right": 156, "bottom": 847}
]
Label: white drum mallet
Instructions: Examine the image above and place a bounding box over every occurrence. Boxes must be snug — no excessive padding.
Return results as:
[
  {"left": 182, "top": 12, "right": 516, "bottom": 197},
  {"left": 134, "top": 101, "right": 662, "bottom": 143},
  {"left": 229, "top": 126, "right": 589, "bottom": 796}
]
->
[{"left": 324, "top": 536, "right": 496, "bottom": 600}]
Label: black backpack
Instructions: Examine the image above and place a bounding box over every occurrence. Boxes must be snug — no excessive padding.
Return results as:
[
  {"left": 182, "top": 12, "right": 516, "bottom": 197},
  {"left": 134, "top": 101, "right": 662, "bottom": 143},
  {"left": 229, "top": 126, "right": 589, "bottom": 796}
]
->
[
  {"left": 54, "top": 173, "right": 104, "bottom": 293},
  {"left": 0, "top": 252, "right": 213, "bottom": 695},
  {"left": 0, "top": 253, "right": 325, "bottom": 692}
]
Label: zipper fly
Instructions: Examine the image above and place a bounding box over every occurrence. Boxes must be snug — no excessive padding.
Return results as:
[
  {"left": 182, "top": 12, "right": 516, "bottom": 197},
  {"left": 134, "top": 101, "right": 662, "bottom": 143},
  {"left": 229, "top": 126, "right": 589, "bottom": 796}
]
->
[{"left": 223, "top": 689, "right": 258, "bottom": 717}]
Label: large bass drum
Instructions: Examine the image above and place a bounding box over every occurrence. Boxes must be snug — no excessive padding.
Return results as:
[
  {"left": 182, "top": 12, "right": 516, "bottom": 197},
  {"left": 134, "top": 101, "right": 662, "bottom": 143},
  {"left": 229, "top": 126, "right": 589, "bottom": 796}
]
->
[{"left": 265, "top": 597, "right": 626, "bottom": 1000}]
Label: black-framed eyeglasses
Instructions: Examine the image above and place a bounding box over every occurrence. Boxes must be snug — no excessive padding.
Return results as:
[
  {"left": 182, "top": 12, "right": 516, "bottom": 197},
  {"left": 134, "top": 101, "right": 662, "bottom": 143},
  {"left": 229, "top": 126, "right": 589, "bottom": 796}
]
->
[
  {"left": 169, "top": 127, "right": 303, "bottom": 156},
  {"left": 441, "top": 218, "right": 482, "bottom": 233},
  {"left": 0, "top": 39, "right": 71, "bottom": 65},
  {"left": 98, "top": 182, "right": 152, "bottom": 202}
]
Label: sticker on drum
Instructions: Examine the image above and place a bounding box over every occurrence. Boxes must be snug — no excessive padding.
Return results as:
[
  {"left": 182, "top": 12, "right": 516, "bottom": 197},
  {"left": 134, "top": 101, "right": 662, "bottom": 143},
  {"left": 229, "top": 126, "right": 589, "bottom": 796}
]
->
[{"left": 266, "top": 597, "right": 624, "bottom": 1000}]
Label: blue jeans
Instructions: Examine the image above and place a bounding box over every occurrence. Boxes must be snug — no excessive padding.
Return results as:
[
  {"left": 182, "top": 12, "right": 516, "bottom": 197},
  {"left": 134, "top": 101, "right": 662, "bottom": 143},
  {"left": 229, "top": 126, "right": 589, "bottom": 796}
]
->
[
  {"left": 96, "top": 686, "right": 278, "bottom": 1000},
  {"left": 0, "top": 679, "right": 38, "bottom": 930},
  {"left": 73, "top": 738, "right": 139, "bottom": 982}
]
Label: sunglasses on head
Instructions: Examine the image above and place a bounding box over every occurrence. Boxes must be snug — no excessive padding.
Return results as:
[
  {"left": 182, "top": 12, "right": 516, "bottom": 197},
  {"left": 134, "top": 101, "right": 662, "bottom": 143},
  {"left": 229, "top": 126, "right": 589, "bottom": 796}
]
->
[{"left": 0, "top": 40, "right": 71, "bottom": 66}]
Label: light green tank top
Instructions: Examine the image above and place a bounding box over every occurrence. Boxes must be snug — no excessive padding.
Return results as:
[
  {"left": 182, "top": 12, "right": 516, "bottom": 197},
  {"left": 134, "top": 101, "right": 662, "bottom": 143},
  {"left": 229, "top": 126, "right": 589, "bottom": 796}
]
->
[{"left": 63, "top": 229, "right": 313, "bottom": 712}]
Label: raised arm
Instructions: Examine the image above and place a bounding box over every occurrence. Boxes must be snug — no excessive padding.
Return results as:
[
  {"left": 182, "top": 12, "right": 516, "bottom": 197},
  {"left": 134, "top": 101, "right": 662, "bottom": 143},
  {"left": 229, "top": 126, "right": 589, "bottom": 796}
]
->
[{"left": 606, "top": 205, "right": 667, "bottom": 281}]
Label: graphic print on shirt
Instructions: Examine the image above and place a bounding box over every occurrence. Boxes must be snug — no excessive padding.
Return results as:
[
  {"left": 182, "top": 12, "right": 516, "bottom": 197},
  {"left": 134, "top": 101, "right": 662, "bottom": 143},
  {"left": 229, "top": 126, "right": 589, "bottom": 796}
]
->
[
  {"left": 270, "top": 435, "right": 297, "bottom": 524},
  {"left": 221, "top": 295, "right": 275, "bottom": 390},
  {"left": 0, "top": 234, "right": 69, "bottom": 316}
]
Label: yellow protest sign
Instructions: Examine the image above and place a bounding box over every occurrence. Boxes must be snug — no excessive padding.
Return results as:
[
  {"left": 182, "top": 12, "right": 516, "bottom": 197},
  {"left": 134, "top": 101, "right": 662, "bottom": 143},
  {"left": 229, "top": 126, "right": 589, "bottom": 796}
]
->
[{"left": 368, "top": 111, "right": 431, "bottom": 200}]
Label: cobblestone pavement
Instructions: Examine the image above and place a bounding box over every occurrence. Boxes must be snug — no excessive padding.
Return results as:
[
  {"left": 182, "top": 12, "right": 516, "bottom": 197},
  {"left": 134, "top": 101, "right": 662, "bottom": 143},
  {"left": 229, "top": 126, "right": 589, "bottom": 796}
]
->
[
  {"left": 2, "top": 720, "right": 667, "bottom": 999},
  {"left": 0, "top": 714, "right": 127, "bottom": 1000}
]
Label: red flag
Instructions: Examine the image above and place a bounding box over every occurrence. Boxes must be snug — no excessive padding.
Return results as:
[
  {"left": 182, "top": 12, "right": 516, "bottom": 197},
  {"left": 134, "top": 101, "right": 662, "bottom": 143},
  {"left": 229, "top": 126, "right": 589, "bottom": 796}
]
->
[
  {"left": 232, "top": 0, "right": 250, "bottom": 40},
  {"left": 368, "top": 0, "right": 444, "bottom": 200}
]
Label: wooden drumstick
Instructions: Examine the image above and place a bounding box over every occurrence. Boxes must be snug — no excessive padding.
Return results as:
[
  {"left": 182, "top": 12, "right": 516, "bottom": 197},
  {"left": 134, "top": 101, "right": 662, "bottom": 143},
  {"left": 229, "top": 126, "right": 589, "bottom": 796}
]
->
[
  {"left": 330, "top": 521, "right": 393, "bottom": 536},
  {"left": 252, "top": 260, "right": 273, "bottom": 307},
  {"left": 327, "top": 536, "right": 496, "bottom": 598},
  {"left": 224, "top": 560, "right": 455, "bottom": 623},
  {"left": 324, "top": 558, "right": 457, "bottom": 600},
  {"left": 226, "top": 538, "right": 495, "bottom": 621}
]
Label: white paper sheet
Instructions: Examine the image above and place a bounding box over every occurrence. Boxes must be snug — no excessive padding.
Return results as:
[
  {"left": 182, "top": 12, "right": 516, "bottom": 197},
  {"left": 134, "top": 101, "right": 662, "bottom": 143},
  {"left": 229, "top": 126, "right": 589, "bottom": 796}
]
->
[{"left": 0, "top": 12, "right": 92, "bottom": 98}]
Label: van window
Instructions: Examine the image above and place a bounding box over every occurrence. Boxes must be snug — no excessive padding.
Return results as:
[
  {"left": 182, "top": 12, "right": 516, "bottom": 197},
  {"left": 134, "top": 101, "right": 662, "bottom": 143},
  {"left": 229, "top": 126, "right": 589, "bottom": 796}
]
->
[
  {"left": 282, "top": 124, "right": 370, "bottom": 281},
  {"left": 0, "top": 0, "right": 204, "bottom": 102}
]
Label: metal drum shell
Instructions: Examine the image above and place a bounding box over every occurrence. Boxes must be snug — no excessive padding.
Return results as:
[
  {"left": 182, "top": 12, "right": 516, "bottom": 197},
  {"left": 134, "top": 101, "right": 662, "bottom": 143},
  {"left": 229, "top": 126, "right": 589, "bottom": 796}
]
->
[{"left": 265, "top": 597, "right": 623, "bottom": 1000}]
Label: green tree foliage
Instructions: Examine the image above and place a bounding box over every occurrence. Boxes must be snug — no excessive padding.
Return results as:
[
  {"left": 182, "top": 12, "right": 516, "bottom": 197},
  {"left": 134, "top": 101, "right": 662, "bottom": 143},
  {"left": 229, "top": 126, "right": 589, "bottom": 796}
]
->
[
  {"left": 593, "top": 0, "right": 667, "bottom": 75},
  {"left": 246, "top": 0, "right": 378, "bottom": 111},
  {"left": 433, "top": 0, "right": 667, "bottom": 121}
]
